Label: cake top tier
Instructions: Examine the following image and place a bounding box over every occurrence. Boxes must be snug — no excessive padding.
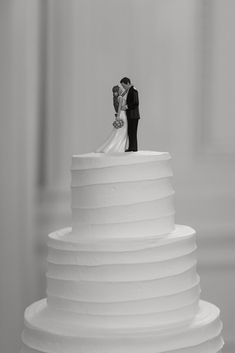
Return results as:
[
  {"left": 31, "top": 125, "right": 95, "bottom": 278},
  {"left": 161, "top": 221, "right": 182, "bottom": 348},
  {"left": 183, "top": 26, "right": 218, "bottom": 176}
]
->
[{"left": 71, "top": 151, "right": 171, "bottom": 170}]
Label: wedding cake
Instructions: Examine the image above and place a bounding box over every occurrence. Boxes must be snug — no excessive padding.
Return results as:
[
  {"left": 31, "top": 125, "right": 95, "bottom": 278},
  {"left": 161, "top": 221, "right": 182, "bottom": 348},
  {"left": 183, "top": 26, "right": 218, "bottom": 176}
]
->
[{"left": 21, "top": 151, "right": 224, "bottom": 353}]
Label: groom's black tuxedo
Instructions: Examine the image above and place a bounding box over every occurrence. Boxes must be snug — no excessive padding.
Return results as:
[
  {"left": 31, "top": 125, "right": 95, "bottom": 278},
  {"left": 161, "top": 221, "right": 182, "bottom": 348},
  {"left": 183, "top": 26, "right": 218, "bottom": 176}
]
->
[
  {"left": 126, "top": 85, "right": 140, "bottom": 151},
  {"left": 126, "top": 86, "right": 140, "bottom": 120}
]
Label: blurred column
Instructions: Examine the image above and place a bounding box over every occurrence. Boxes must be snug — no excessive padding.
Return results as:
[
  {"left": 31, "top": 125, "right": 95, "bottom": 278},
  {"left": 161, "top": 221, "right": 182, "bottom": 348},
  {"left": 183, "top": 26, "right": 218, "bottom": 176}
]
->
[{"left": 0, "top": 0, "right": 40, "bottom": 352}]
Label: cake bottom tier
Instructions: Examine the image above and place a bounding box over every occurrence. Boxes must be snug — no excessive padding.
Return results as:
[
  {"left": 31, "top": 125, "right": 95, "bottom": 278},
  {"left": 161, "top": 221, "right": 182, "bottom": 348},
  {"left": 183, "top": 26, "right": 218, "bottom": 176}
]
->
[{"left": 21, "top": 299, "right": 223, "bottom": 353}]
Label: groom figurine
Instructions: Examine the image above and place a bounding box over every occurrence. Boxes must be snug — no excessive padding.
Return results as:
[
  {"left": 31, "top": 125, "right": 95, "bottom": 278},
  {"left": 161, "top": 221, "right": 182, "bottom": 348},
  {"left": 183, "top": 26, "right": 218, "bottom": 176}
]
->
[{"left": 120, "top": 77, "right": 140, "bottom": 152}]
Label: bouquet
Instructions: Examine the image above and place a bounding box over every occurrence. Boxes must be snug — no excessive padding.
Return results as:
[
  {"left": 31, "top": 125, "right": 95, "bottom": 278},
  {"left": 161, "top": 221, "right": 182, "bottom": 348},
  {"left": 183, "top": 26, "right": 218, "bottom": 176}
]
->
[{"left": 113, "top": 118, "right": 124, "bottom": 129}]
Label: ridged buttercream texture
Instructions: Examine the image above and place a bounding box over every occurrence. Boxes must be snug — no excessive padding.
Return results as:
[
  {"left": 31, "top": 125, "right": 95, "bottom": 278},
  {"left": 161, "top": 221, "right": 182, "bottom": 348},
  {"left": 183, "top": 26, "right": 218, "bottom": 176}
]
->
[
  {"left": 71, "top": 152, "right": 174, "bottom": 239},
  {"left": 21, "top": 151, "right": 223, "bottom": 353}
]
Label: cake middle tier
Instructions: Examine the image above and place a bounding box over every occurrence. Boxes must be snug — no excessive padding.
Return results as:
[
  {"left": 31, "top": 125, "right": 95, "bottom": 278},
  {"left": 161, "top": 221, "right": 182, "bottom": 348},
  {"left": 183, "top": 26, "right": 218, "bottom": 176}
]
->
[{"left": 46, "top": 225, "right": 201, "bottom": 329}]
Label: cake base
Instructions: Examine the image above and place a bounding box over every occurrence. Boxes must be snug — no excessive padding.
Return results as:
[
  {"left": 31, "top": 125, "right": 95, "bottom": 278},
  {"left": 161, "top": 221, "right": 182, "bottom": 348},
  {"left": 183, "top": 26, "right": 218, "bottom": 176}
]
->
[{"left": 21, "top": 300, "right": 223, "bottom": 353}]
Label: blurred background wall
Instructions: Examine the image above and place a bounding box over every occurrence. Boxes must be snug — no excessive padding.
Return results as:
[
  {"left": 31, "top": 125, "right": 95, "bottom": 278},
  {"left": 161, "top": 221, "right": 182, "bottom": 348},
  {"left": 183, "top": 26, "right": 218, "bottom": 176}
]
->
[{"left": 0, "top": 0, "right": 234, "bottom": 352}]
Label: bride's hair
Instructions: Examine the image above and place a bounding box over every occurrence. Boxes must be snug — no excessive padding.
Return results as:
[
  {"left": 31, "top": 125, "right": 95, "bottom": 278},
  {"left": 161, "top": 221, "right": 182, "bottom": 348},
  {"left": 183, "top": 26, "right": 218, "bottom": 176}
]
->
[
  {"left": 112, "top": 85, "right": 120, "bottom": 113},
  {"left": 112, "top": 85, "right": 120, "bottom": 94}
]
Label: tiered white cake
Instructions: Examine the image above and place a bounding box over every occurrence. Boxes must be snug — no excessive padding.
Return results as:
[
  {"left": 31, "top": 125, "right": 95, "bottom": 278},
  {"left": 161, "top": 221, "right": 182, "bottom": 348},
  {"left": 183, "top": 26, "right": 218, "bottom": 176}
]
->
[{"left": 21, "top": 151, "right": 224, "bottom": 353}]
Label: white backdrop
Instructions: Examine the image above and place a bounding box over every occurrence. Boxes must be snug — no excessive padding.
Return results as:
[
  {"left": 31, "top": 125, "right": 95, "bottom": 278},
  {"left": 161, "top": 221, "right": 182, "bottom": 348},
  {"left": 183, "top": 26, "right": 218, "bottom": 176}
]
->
[
  {"left": 0, "top": 1, "right": 234, "bottom": 352},
  {"left": 45, "top": 0, "right": 199, "bottom": 188},
  {"left": 0, "top": 1, "right": 40, "bottom": 352}
]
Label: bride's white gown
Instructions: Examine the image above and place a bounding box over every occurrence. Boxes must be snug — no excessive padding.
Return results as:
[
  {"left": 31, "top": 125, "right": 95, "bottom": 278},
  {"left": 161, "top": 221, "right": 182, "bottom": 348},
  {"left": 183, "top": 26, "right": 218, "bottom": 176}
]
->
[{"left": 96, "top": 96, "right": 128, "bottom": 153}]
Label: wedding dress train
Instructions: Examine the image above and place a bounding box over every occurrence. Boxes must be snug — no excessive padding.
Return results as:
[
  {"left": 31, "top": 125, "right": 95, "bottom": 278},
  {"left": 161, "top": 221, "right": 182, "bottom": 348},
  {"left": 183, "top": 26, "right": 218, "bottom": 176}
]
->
[{"left": 96, "top": 108, "right": 128, "bottom": 153}]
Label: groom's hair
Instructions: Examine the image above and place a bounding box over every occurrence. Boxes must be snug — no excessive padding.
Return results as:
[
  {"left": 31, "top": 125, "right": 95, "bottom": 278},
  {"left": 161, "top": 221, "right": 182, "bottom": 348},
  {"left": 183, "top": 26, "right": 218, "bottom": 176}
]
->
[{"left": 120, "top": 77, "right": 131, "bottom": 85}]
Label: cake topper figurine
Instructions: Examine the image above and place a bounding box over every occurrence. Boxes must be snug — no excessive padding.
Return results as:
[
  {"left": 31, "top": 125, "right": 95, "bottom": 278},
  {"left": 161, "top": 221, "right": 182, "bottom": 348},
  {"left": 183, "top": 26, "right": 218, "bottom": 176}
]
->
[{"left": 96, "top": 77, "right": 140, "bottom": 153}]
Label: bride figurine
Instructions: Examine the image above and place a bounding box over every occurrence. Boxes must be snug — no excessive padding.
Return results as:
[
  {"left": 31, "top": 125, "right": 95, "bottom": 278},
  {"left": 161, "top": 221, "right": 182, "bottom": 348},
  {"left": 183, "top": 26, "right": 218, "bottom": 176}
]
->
[{"left": 96, "top": 85, "right": 128, "bottom": 153}]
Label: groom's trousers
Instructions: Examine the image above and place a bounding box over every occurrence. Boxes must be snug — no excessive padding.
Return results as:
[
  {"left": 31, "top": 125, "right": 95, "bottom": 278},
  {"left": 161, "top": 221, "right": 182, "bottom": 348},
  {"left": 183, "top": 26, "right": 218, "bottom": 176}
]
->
[{"left": 127, "top": 118, "right": 139, "bottom": 151}]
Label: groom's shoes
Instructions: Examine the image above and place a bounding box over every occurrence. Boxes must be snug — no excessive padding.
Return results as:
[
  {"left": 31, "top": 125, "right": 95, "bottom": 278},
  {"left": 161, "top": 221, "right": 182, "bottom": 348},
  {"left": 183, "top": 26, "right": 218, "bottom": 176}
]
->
[{"left": 125, "top": 149, "right": 138, "bottom": 152}]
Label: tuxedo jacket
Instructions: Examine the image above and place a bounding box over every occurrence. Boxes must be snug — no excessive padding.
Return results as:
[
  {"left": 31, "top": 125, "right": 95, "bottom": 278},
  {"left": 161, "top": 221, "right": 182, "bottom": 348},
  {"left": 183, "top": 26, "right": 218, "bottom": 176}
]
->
[{"left": 126, "top": 86, "right": 140, "bottom": 119}]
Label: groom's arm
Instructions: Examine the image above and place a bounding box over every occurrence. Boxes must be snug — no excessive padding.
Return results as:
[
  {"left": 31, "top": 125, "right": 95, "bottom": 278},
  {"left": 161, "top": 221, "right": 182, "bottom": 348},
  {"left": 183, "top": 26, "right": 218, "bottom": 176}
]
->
[{"left": 127, "top": 89, "right": 139, "bottom": 110}]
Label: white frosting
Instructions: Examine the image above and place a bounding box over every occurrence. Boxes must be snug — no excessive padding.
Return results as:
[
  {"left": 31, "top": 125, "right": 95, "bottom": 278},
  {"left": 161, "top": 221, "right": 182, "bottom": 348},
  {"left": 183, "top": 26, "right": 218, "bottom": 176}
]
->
[
  {"left": 72, "top": 196, "right": 174, "bottom": 225},
  {"left": 21, "top": 151, "right": 223, "bottom": 352},
  {"left": 71, "top": 159, "right": 173, "bottom": 186},
  {"left": 47, "top": 285, "right": 200, "bottom": 316},
  {"left": 71, "top": 151, "right": 175, "bottom": 239},
  {"left": 72, "top": 215, "right": 175, "bottom": 239},
  {"left": 71, "top": 151, "right": 171, "bottom": 170},
  {"left": 45, "top": 225, "right": 200, "bottom": 329},
  {"left": 47, "top": 224, "right": 196, "bottom": 251},
  {"left": 21, "top": 300, "right": 223, "bottom": 353},
  {"left": 71, "top": 179, "right": 174, "bottom": 208}
]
